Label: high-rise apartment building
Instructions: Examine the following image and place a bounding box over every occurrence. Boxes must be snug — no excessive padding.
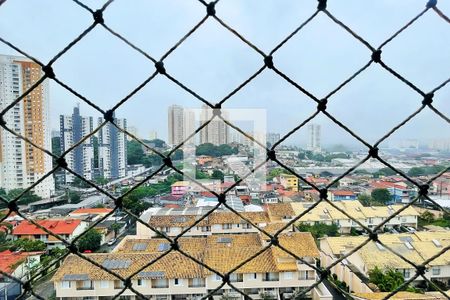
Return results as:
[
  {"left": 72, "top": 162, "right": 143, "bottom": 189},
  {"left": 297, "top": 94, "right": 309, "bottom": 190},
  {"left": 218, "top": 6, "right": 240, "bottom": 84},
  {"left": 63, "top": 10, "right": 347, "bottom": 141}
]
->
[
  {"left": 199, "top": 105, "right": 228, "bottom": 146},
  {"left": 59, "top": 106, "right": 95, "bottom": 183},
  {"left": 0, "top": 55, "right": 54, "bottom": 198},
  {"left": 307, "top": 124, "right": 321, "bottom": 152},
  {"left": 267, "top": 132, "right": 281, "bottom": 147},
  {"left": 167, "top": 105, "right": 196, "bottom": 146},
  {"left": 97, "top": 117, "right": 127, "bottom": 180}
]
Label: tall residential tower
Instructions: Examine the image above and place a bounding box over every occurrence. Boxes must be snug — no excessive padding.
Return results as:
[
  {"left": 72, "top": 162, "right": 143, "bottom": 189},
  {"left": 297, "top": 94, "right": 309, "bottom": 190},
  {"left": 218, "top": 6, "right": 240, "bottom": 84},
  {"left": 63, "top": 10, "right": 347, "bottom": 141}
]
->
[
  {"left": 167, "top": 105, "right": 195, "bottom": 146},
  {"left": 59, "top": 106, "right": 95, "bottom": 183},
  {"left": 0, "top": 55, "right": 54, "bottom": 198},
  {"left": 97, "top": 116, "right": 127, "bottom": 180},
  {"left": 307, "top": 124, "right": 321, "bottom": 152}
]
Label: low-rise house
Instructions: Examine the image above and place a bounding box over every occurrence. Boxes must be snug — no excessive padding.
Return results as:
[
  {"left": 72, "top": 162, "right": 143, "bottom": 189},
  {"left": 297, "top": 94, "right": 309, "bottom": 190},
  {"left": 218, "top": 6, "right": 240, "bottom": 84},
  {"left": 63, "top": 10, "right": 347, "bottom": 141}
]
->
[
  {"left": 53, "top": 232, "right": 323, "bottom": 299},
  {"left": 279, "top": 174, "right": 299, "bottom": 192},
  {"left": 12, "top": 219, "right": 87, "bottom": 249},
  {"left": 171, "top": 181, "right": 190, "bottom": 197},
  {"left": 0, "top": 250, "right": 43, "bottom": 299},
  {"left": 369, "top": 181, "right": 417, "bottom": 204},
  {"left": 320, "top": 231, "right": 450, "bottom": 294},
  {"left": 287, "top": 200, "right": 418, "bottom": 234},
  {"left": 328, "top": 190, "right": 357, "bottom": 201}
]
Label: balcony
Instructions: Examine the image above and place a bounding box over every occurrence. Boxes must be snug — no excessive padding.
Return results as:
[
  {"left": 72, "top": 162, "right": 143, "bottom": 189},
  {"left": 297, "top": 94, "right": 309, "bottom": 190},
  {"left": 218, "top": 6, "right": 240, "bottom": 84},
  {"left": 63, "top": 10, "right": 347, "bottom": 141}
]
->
[
  {"left": 262, "top": 273, "right": 279, "bottom": 282},
  {"left": 188, "top": 278, "right": 205, "bottom": 288}
]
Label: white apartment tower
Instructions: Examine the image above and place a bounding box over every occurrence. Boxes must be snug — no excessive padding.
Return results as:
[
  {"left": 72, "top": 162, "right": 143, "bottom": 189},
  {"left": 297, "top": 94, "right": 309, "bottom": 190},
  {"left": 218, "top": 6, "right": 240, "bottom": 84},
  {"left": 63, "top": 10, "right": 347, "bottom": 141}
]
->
[
  {"left": 98, "top": 117, "right": 127, "bottom": 180},
  {"left": 59, "top": 106, "right": 95, "bottom": 183},
  {"left": 199, "top": 105, "right": 229, "bottom": 146},
  {"left": 0, "top": 55, "right": 55, "bottom": 198},
  {"left": 167, "top": 105, "right": 195, "bottom": 146},
  {"left": 307, "top": 124, "right": 321, "bottom": 152}
]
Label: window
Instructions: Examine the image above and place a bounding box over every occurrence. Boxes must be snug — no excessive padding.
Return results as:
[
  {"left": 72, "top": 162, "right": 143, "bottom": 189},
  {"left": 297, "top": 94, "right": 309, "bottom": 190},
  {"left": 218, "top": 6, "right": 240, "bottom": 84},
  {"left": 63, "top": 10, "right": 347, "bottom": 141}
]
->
[
  {"left": 242, "top": 223, "right": 252, "bottom": 229},
  {"left": 432, "top": 267, "right": 441, "bottom": 276},
  {"left": 114, "top": 280, "right": 125, "bottom": 289},
  {"left": 249, "top": 273, "right": 257, "bottom": 280},
  {"left": 61, "top": 281, "right": 70, "bottom": 289},
  {"left": 222, "top": 223, "right": 232, "bottom": 229},
  {"left": 404, "top": 269, "right": 410, "bottom": 278},
  {"left": 284, "top": 272, "right": 293, "bottom": 280},
  {"left": 215, "top": 274, "right": 222, "bottom": 281},
  {"left": 137, "top": 279, "right": 144, "bottom": 286},
  {"left": 174, "top": 278, "right": 180, "bottom": 286},
  {"left": 100, "top": 281, "right": 109, "bottom": 288},
  {"left": 230, "top": 273, "right": 243, "bottom": 282}
]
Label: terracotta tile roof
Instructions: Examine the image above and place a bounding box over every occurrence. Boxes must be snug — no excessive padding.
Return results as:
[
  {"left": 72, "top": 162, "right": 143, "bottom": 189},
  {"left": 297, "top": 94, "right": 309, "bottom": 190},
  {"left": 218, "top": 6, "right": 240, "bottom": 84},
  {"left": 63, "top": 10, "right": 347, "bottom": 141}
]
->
[
  {"left": 0, "top": 250, "right": 43, "bottom": 275},
  {"left": 54, "top": 232, "right": 320, "bottom": 281},
  {"left": 13, "top": 219, "right": 81, "bottom": 235},
  {"left": 117, "top": 237, "right": 206, "bottom": 256},
  {"left": 265, "top": 203, "right": 295, "bottom": 220},
  {"left": 148, "top": 215, "right": 207, "bottom": 228},
  {"left": 208, "top": 211, "right": 269, "bottom": 225},
  {"left": 52, "top": 252, "right": 204, "bottom": 281},
  {"left": 330, "top": 190, "right": 355, "bottom": 196},
  {"left": 70, "top": 208, "right": 113, "bottom": 215}
]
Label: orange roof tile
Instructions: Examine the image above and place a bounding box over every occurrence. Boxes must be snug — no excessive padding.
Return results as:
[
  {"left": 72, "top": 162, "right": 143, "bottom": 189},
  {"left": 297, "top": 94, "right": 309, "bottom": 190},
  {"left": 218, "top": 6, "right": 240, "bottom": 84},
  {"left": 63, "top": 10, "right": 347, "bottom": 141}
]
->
[
  {"left": 70, "top": 208, "right": 113, "bottom": 215},
  {"left": 13, "top": 219, "right": 81, "bottom": 235}
]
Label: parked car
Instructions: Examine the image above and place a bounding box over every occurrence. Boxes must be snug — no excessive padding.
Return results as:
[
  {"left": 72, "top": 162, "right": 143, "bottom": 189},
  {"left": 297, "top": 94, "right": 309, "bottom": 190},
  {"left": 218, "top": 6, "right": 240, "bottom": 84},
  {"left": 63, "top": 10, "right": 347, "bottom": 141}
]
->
[{"left": 107, "top": 238, "right": 117, "bottom": 246}]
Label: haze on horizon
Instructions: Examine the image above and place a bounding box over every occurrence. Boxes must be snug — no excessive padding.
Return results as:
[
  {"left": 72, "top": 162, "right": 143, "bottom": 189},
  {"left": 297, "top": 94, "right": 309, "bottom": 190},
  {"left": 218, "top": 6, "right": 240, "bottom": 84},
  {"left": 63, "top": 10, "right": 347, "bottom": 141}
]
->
[{"left": 0, "top": 0, "right": 449, "bottom": 148}]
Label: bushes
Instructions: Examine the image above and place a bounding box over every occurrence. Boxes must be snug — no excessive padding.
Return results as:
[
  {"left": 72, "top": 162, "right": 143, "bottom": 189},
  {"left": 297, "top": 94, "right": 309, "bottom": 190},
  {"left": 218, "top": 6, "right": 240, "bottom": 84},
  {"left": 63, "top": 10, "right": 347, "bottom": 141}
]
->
[{"left": 296, "top": 223, "right": 340, "bottom": 239}]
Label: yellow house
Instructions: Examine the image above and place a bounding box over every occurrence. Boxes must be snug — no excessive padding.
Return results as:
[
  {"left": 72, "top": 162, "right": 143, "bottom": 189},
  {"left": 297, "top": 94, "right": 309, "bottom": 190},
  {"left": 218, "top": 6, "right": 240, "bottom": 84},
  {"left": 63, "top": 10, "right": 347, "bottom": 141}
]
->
[{"left": 279, "top": 174, "right": 299, "bottom": 192}]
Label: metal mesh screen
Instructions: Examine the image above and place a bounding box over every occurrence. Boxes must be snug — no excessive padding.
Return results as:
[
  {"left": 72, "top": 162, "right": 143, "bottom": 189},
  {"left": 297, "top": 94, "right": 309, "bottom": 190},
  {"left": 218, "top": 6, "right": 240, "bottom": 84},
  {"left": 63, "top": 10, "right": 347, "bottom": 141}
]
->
[{"left": 0, "top": 0, "right": 449, "bottom": 299}]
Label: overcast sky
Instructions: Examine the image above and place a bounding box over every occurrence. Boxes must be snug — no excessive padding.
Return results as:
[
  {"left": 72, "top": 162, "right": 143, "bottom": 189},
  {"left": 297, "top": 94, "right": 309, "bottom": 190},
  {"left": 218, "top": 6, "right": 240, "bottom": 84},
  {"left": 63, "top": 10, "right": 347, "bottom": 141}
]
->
[{"left": 0, "top": 0, "right": 449, "bottom": 148}]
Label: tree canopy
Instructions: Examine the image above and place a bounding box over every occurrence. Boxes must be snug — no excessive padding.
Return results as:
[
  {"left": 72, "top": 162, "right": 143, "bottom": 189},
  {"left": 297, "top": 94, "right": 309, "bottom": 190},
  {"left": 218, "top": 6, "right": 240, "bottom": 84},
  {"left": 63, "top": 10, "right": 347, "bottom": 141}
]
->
[
  {"left": 368, "top": 267, "right": 405, "bottom": 292},
  {"left": 296, "top": 223, "right": 340, "bottom": 239},
  {"left": 77, "top": 229, "right": 102, "bottom": 252},
  {"left": 196, "top": 143, "right": 238, "bottom": 157},
  {"left": 371, "top": 188, "right": 392, "bottom": 204}
]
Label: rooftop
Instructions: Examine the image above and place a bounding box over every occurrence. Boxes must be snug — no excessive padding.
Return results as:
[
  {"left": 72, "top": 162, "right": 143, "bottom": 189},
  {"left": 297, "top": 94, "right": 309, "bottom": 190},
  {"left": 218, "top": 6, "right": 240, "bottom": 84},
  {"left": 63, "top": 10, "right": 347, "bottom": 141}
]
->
[{"left": 13, "top": 219, "right": 82, "bottom": 235}]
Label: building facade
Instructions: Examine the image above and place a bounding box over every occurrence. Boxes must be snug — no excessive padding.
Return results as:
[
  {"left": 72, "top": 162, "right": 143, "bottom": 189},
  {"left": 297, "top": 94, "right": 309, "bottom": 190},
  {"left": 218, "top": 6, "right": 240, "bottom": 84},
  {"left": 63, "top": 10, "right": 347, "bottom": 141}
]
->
[
  {"left": 167, "top": 105, "right": 196, "bottom": 146},
  {"left": 98, "top": 117, "right": 127, "bottom": 180},
  {"left": 199, "top": 105, "right": 228, "bottom": 146},
  {"left": 53, "top": 232, "right": 322, "bottom": 300},
  {"left": 0, "top": 55, "right": 54, "bottom": 198},
  {"left": 307, "top": 124, "right": 321, "bottom": 153},
  {"left": 59, "top": 106, "right": 95, "bottom": 183}
]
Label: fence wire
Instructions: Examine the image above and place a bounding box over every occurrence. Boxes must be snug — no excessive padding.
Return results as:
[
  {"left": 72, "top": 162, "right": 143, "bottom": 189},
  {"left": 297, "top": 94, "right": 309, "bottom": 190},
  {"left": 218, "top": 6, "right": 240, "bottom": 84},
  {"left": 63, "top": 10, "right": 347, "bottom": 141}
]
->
[{"left": 0, "top": 0, "right": 449, "bottom": 299}]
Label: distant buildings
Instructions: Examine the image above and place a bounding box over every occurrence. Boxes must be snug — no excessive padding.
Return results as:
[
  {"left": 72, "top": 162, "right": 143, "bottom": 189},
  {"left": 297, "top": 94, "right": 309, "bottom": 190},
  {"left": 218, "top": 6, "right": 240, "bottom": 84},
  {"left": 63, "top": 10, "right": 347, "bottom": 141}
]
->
[
  {"left": 60, "top": 105, "right": 95, "bottom": 183},
  {"left": 167, "top": 105, "right": 196, "bottom": 146},
  {"left": 98, "top": 116, "right": 127, "bottom": 180},
  {"left": 267, "top": 132, "right": 281, "bottom": 147},
  {"left": 200, "top": 105, "right": 229, "bottom": 145},
  {"left": 307, "top": 124, "right": 321, "bottom": 152},
  {"left": 0, "top": 55, "right": 54, "bottom": 198},
  {"left": 126, "top": 125, "right": 138, "bottom": 141},
  {"left": 148, "top": 130, "right": 158, "bottom": 140}
]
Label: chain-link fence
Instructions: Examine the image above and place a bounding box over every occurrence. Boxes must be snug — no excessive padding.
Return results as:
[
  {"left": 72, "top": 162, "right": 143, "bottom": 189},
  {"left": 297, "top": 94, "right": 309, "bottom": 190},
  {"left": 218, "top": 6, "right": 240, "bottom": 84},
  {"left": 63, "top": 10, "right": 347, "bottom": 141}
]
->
[{"left": 0, "top": 0, "right": 449, "bottom": 299}]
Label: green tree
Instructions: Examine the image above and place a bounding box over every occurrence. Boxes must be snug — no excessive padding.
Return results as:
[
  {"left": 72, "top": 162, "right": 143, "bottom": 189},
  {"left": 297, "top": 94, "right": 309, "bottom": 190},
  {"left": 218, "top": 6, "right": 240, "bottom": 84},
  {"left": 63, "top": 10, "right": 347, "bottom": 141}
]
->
[
  {"left": 77, "top": 229, "right": 102, "bottom": 252},
  {"left": 358, "top": 194, "right": 372, "bottom": 206},
  {"left": 211, "top": 170, "right": 224, "bottom": 181},
  {"left": 72, "top": 177, "right": 90, "bottom": 188},
  {"left": 7, "top": 189, "right": 41, "bottom": 205},
  {"left": 110, "top": 223, "right": 122, "bottom": 238},
  {"left": 373, "top": 167, "right": 397, "bottom": 178},
  {"left": 407, "top": 167, "right": 426, "bottom": 177},
  {"left": 420, "top": 211, "right": 435, "bottom": 224},
  {"left": 95, "top": 177, "right": 108, "bottom": 186},
  {"left": 66, "top": 191, "right": 81, "bottom": 204},
  {"left": 296, "top": 223, "right": 340, "bottom": 239},
  {"left": 127, "top": 140, "right": 145, "bottom": 165},
  {"left": 123, "top": 195, "right": 152, "bottom": 216},
  {"left": 368, "top": 267, "right": 405, "bottom": 292},
  {"left": 371, "top": 188, "right": 391, "bottom": 204},
  {"left": 10, "top": 238, "right": 46, "bottom": 252}
]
